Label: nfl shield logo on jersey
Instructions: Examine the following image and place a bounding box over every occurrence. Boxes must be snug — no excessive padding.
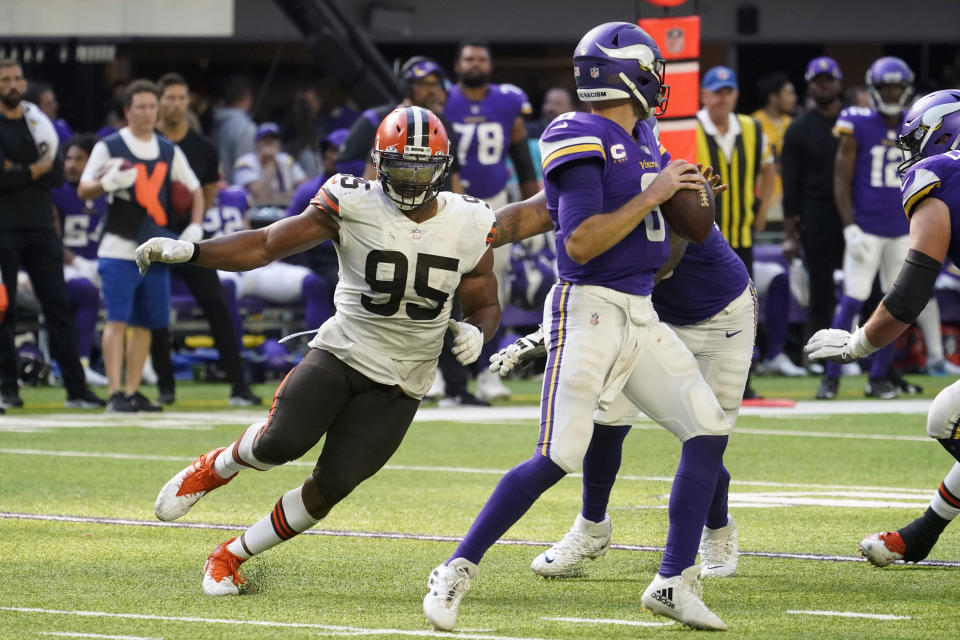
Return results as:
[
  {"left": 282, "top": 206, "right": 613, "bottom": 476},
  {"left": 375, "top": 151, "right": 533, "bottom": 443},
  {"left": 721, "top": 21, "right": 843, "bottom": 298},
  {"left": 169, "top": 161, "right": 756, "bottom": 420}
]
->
[
  {"left": 666, "top": 27, "right": 684, "bottom": 54},
  {"left": 411, "top": 228, "right": 422, "bottom": 241},
  {"left": 590, "top": 66, "right": 600, "bottom": 79},
  {"left": 590, "top": 313, "right": 599, "bottom": 326}
]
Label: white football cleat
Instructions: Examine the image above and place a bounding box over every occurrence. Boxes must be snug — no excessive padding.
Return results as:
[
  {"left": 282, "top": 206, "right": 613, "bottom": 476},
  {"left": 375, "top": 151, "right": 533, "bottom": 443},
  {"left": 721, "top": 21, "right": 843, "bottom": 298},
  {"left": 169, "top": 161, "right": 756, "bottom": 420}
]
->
[
  {"left": 422, "top": 557, "right": 477, "bottom": 631},
  {"left": 202, "top": 538, "right": 247, "bottom": 596},
  {"left": 859, "top": 532, "right": 905, "bottom": 567},
  {"left": 531, "top": 513, "right": 611, "bottom": 577},
  {"left": 699, "top": 515, "right": 738, "bottom": 578},
  {"left": 761, "top": 353, "right": 807, "bottom": 377},
  {"left": 154, "top": 447, "right": 234, "bottom": 521},
  {"left": 426, "top": 369, "right": 446, "bottom": 400},
  {"left": 641, "top": 565, "right": 727, "bottom": 631},
  {"left": 475, "top": 369, "right": 511, "bottom": 402}
]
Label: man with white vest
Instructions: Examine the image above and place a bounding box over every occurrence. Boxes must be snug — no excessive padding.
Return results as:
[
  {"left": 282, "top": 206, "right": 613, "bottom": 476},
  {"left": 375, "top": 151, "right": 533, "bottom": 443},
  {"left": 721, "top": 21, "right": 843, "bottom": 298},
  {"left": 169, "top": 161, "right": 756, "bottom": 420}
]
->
[{"left": 0, "top": 58, "right": 104, "bottom": 410}]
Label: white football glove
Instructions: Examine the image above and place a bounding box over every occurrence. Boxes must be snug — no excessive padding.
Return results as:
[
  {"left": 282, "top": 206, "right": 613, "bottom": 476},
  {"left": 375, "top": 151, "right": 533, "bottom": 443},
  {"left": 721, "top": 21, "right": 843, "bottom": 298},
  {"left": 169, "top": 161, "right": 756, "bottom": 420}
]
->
[
  {"left": 804, "top": 327, "right": 878, "bottom": 364},
  {"left": 135, "top": 237, "right": 195, "bottom": 276},
  {"left": 448, "top": 319, "right": 483, "bottom": 365},
  {"left": 71, "top": 256, "right": 101, "bottom": 287},
  {"left": 100, "top": 159, "right": 138, "bottom": 193},
  {"left": 178, "top": 222, "right": 204, "bottom": 244},
  {"left": 489, "top": 326, "right": 546, "bottom": 377},
  {"left": 843, "top": 224, "right": 867, "bottom": 262}
]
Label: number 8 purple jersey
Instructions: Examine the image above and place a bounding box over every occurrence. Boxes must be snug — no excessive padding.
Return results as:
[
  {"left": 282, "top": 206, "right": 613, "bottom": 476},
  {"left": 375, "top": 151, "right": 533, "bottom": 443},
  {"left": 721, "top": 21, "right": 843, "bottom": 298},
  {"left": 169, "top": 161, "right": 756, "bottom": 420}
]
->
[{"left": 540, "top": 111, "right": 670, "bottom": 295}]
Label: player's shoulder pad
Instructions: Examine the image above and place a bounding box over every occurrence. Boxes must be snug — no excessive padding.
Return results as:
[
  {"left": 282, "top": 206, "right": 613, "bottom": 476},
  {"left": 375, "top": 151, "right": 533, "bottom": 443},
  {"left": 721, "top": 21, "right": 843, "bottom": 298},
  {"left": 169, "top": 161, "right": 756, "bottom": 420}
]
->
[
  {"left": 538, "top": 112, "right": 607, "bottom": 177},
  {"left": 901, "top": 154, "right": 955, "bottom": 218},
  {"left": 834, "top": 106, "right": 874, "bottom": 136},
  {"left": 499, "top": 83, "right": 533, "bottom": 115},
  {"left": 310, "top": 173, "right": 371, "bottom": 218}
]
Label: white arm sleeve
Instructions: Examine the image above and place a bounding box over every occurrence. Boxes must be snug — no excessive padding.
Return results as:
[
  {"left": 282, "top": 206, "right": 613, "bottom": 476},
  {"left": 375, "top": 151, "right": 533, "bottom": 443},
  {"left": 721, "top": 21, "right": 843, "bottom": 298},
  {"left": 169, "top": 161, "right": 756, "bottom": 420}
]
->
[
  {"left": 171, "top": 145, "right": 201, "bottom": 191},
  {"left": 79, "top": 142, "right": 111, "bottom": 183}
]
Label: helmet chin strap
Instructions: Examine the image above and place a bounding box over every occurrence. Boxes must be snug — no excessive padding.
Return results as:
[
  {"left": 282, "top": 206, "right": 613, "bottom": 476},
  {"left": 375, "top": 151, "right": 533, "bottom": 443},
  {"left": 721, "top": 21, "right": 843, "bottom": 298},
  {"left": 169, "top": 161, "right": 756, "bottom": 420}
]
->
[{"left": 619, "top": 72, "right": 650, "bottom": 112}]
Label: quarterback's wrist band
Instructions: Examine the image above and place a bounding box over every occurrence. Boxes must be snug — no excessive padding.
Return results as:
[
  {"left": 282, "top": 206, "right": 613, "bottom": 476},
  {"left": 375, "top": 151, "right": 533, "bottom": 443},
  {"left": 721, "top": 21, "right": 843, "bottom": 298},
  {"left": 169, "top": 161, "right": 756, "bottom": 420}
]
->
[{"left": 188, "top": 243, "right": 201, "bottom": 263}]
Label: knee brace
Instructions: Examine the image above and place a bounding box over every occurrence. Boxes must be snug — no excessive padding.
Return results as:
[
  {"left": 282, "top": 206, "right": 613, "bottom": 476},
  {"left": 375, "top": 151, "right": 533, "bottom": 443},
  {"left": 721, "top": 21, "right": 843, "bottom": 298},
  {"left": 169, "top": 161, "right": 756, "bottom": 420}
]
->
[{"left": 927, "top": 381, "right": 960, "bottom": 440}]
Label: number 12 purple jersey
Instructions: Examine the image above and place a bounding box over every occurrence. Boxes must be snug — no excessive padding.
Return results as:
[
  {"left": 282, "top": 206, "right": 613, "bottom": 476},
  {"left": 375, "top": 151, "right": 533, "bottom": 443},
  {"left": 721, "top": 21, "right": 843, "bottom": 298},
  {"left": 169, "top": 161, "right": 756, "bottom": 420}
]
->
[{"left": 540, "top": 111, "right": 669, "bottom": 295}]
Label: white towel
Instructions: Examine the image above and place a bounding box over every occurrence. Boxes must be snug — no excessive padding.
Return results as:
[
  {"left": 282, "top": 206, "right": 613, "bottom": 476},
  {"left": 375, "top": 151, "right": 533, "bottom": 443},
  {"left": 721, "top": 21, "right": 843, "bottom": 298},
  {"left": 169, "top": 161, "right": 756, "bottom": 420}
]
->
[{"left": 21, "top": 101, "right": 58, "bottom": 162}]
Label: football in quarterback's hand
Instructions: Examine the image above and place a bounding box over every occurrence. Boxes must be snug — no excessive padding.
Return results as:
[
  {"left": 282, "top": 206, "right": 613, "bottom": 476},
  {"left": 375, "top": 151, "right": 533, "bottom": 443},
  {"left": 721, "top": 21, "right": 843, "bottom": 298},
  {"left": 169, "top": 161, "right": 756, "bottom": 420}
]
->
[
  {"left": 170, "top": 181, "right": 193, "bottom": 219},
  {"left": 660, "top": 169, "right": 715, "bottom": 243}
]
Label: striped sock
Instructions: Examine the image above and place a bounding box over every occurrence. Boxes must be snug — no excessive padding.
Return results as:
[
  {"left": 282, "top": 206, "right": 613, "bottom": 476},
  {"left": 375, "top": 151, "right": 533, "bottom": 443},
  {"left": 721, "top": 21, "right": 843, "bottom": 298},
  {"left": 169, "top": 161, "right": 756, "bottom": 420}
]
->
[
  {"left": 930, "top": 463, "right": 960, "bottom": 521},
  {"left": 214, "top": 422, "right": 276, "bottom": 478},
  {"left": 227, "top": 487, "right": 321, "bottom": 559}
]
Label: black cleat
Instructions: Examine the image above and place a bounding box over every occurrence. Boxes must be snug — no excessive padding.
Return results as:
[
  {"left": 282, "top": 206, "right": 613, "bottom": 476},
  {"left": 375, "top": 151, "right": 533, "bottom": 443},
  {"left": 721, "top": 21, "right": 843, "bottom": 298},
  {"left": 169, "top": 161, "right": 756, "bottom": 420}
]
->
[
  {"left": 157, "top": 388, "right": 176, "bottom": 405},
  {"left": 127, "top": 390, "right": 163, "bottom": 412},
  {"left": 1, "top": 392, "right": 24, "bottom": 408},
  {"left": 816, "top": 376, "right": 839, "bottom": 400},
  {"left": 229, "top": 384, "right": 262, "bottom": 406},
  {"left": 65, "top": 388, "right": 106, "bottom": 409},
  {"left": 865, "top": 377, "right": 899, "bottom": 399},
  {"left": 106, "top": 391, "right": 137, "bottom": 413}
]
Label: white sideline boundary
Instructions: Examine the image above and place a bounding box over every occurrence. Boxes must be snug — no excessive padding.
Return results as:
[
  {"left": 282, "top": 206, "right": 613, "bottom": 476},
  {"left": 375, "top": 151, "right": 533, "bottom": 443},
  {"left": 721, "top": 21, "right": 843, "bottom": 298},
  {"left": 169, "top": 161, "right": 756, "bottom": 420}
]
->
[
  {"left": 786, "top": 610, "right": 911, "bottom": 621},
  {"left": 0, "top": 607, "right": 551, "bottom": 640}
]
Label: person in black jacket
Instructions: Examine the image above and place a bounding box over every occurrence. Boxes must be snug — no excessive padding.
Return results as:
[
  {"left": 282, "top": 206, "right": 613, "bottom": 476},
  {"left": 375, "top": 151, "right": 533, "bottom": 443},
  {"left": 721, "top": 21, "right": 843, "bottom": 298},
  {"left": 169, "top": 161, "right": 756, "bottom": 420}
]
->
[
  {"left": 0, "top": 59, "right": 103, "bottom": 409},
  {"left": 781, "top": 57, "right": 844, "bottom": 362}
]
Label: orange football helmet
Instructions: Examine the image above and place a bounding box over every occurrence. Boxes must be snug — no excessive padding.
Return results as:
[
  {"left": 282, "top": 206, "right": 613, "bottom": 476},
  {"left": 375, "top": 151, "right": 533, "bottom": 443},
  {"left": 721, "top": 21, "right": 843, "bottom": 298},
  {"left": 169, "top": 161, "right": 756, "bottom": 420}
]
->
[{"left": 373, "top": 106, "right": 452, "bottom": 211}]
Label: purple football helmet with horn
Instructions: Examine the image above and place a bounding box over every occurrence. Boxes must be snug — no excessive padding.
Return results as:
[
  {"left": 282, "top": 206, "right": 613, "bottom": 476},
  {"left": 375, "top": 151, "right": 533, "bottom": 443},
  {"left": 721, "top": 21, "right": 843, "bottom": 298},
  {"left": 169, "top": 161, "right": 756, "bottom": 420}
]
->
[
  {"left": 897, "top": 89, "right": 960, "bottom": 176},
  {"left": 572, "top": 22, "right": 670, "bottom": 116}
]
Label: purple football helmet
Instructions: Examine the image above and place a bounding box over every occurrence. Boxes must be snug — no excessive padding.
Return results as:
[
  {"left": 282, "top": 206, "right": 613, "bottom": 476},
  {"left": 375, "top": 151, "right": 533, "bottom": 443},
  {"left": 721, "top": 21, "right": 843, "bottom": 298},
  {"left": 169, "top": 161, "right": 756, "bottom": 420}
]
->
[
  {"left": 573, "top": 22, "right": 669, "bottom": 116},
  {"left": 897, "top": 89, "right": 960, "bottom": 176},
  {"left": 866, "top": 56, "right": 914, "bottom": 117}
]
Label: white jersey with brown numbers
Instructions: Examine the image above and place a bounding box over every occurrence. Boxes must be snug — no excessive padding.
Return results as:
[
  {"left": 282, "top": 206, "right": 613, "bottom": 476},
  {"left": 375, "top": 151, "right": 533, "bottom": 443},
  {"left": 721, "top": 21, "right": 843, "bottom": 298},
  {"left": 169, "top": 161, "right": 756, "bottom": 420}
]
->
[{"left": 307, "top": 173, "right": 495, "bottom": 398}]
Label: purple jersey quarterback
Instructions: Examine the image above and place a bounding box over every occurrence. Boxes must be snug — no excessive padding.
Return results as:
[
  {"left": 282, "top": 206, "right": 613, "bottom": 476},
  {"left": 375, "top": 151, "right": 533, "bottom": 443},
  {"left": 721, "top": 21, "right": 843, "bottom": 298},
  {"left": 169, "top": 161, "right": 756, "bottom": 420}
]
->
[
  {"left": 835, "top": 107, "right": 909, "bottom": 237},
  {"left": 540, "top": 111, "right": 669, "bottom": 295},
  {"left": 203, "top": 186, "right": 251, "bottom": 238},
  {"left": 51, "top": 184, "right": 106, "bottom": 260},
  {"left": 653, "top": 226, "right": 750, "bottom": 325},
  {"left": 445, "top": 83, "right": 532, "bottom": 199},
  {"left": 901, "top": 151, "right": 960, "bottom": 266}
]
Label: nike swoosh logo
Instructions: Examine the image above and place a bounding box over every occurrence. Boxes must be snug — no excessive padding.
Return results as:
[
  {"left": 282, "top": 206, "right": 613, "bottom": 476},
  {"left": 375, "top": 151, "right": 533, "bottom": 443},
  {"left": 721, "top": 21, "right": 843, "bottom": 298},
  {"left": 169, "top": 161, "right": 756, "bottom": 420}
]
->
[
  {"left": 725, "top": 330, "right": 742, "bottom": 338},
  {"left": 544, "top": 555, "right": 554, "bottom": 563}
]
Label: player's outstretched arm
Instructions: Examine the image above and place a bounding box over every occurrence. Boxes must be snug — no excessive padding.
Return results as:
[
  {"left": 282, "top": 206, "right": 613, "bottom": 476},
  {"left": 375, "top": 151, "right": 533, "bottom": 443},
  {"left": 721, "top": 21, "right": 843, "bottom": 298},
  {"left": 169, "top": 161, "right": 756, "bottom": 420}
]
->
[
  {"left": 136, "top": 204, "right": 339, "bottom": 274},
  {"left": 490, "top": 191, "right": 554, "bottom": 247},
  {"left": 806, "top": 198, "right": 951, "bottom": 363}
]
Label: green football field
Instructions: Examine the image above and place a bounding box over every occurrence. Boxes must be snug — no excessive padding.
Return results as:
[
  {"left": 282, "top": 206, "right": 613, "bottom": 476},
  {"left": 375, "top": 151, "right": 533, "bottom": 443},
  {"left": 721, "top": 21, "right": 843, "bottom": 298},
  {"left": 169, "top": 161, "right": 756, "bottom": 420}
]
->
[{"left": 2, "top": 374, "right": 960, "bottom": 639}]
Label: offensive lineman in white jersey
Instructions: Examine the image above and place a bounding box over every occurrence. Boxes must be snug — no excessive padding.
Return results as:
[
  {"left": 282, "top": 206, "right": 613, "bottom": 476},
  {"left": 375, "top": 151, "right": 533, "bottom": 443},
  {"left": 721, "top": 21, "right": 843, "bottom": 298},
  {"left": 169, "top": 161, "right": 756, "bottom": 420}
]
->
[{"left": 135, "top": 106, "right": 500, "bottom": 596}]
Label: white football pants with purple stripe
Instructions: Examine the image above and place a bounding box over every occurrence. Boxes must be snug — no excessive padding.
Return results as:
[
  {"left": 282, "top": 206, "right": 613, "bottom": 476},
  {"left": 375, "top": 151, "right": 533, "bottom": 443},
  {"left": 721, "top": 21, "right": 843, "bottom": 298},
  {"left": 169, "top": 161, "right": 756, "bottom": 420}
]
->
[
  {"left": 538, "top": 281, "right": 731, "bottom": 473},
  {"left": 596, "top": 283, "right": 757, "bottom": 428}
]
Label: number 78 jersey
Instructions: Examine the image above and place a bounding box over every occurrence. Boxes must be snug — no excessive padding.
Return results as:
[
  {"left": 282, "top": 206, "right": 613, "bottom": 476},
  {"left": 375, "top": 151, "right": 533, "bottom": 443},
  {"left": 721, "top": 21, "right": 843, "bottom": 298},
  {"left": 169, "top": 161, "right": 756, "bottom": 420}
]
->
[{"left": 308, "top": 174, "right": 495, "bottom": 397}]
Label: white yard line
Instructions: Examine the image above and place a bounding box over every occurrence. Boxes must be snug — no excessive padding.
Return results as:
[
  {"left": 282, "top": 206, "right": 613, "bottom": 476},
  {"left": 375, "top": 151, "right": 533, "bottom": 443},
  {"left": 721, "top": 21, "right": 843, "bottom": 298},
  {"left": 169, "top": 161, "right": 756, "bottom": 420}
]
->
[
  {"left": 786, "top": 610, "right": 911, "bottom": 620},
  {"left": 0, "top": 447, "right": 942, "bottom": 495},
  {"left": 40, "top": 632, "right": 162, "bottom": 640},
  {"left": 1, "top": 607, "right": 548, "bottom": 640},
  {"left": 542, "top": 616, "right": 673, "bottom": 627}
]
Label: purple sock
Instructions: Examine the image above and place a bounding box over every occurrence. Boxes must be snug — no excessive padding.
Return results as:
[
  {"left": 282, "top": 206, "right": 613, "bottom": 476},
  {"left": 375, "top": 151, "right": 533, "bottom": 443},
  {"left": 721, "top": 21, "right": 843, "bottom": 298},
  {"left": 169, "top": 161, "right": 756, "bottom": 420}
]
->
[
  {"left": 706, "top": 465, "right": 731, "bottom": 530},
  {"left": 660, "top": 435, "right": 728, "bottom": 577},
  {"left": 67, "top": 277, "right": 100, "bottom": 359},
  {"left": 825, "top": 294, "right": 863, "bottom": 379},
  {"left": 221, "top": 279, "right": 243, "bottom": 349},
  {"left": 451, "top": 454, "right": 567, "bottom": 565},
  {"left": 302, "top": 273, "right": 334, "bottom": 329},
  {"left": 581, "top": 424, "right": 631, "bottom": 522},
  {"left": 869, "top": 342, "right": 896, "bottom": 378},
  {"left": 763, "top": 273, "right": 790, "bottom": 359}
]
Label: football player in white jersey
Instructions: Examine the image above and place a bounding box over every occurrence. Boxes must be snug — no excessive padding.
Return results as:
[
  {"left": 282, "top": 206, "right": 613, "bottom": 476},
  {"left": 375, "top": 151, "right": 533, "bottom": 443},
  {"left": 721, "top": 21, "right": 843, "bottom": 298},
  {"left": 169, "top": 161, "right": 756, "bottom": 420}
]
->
[{"left": 135, "top": 106, "right": 500, "bottom": 596}]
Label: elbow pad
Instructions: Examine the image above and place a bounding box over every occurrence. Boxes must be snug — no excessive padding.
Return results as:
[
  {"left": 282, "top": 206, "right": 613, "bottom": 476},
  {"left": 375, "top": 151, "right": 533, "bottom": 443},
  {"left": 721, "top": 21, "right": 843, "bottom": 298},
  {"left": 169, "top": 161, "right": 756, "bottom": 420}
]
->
[
  {"left": 509, "top": 139, "right": 537, "bottom": 184},
  {"left": 882, "top": 249, "right": 941, "bottom": 324}
]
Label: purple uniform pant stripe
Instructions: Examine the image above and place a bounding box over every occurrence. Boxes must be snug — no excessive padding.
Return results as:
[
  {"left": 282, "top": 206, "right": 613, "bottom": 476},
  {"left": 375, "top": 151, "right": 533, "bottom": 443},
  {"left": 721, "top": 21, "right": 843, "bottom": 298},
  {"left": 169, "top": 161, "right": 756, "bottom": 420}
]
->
[{"left": 539, "top": 283, "right": 571, "bottom": 457}]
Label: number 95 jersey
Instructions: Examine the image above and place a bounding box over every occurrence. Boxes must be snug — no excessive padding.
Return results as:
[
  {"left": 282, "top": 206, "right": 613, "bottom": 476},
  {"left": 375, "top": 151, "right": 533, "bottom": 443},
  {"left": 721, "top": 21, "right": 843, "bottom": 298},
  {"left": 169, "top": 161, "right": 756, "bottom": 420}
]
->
[{"left": 308, "top": 174, "right": 495, "bottom": 398}]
